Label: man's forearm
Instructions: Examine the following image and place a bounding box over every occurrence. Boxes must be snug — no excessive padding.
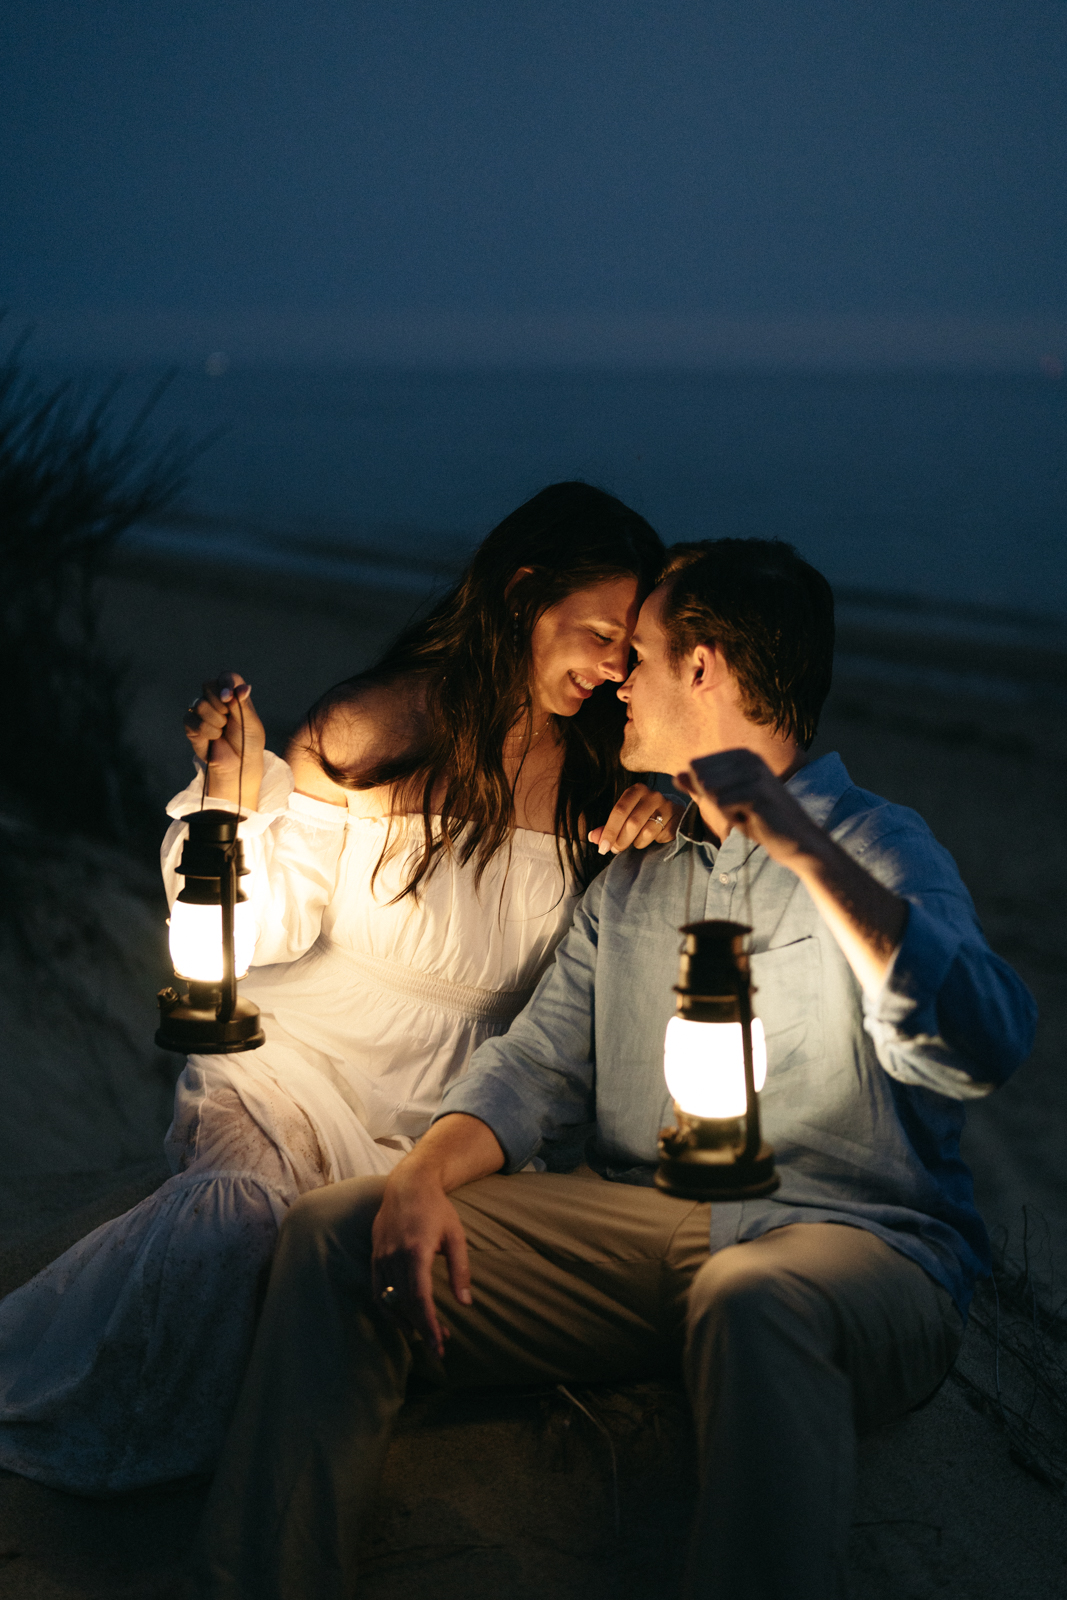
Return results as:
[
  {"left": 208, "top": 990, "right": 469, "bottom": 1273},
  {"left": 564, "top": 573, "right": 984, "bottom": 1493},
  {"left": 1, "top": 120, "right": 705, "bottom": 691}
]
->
[
  {"left": 395, "top": 1112, "right": 506, "bottom": 1193},
  {"left": 792, "top": 832, "right": 908, "bottom": 994},
  {"left": 683, "top": 749, "right": 908, "bottom": 993}
]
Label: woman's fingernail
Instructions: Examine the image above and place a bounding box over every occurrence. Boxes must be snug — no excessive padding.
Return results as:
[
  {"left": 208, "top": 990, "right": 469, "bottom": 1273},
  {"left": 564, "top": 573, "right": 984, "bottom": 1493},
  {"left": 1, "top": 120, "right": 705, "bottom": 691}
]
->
[
  {"left": 220, "top": 688, "right": 233, "bottom": 702},
  {"left": 459, "top": 1288, "right": 472, "bottom": 1305}
]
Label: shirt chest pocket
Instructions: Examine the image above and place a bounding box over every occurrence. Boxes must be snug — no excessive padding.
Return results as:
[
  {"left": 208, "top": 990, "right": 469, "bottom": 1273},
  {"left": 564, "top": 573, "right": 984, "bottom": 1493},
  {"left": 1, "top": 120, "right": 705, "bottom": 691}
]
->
[{"left": 749, "top": 937, "right": 822, "bottom": 1079}]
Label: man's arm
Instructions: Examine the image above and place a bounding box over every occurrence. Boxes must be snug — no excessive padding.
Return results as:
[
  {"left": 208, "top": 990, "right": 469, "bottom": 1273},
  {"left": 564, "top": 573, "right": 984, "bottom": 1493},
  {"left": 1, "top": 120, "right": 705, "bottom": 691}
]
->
[
  {"left": 371, "top": 1114, "right": 504, "bottom": 1359},
  {"left": 371, "top": 877, "right": 606, "bottom": 1357},
  {"left": 679, "top": 749, "right": 906, "bottom": 990},
  {"left": 680, "top": 749, "right": 1036, "bottom": 1094}
]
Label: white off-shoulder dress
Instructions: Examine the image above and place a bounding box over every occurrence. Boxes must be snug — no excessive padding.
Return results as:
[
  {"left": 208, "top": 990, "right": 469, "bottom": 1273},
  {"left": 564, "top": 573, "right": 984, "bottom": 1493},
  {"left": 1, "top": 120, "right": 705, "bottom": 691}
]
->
[{"left": 0, "top": 753, "right": 578, "bottom": 1493}]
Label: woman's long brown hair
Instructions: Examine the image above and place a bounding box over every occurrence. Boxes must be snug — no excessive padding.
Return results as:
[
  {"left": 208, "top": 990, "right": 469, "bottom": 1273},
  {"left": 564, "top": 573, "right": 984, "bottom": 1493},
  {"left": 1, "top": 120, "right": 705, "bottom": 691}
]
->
[{"left": 305, "top": 482, "right": 665, "bottom": 900}]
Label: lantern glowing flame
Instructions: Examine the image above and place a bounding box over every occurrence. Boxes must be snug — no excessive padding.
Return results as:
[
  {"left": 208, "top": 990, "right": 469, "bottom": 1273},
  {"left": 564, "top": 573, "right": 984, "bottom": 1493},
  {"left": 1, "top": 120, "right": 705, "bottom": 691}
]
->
[
  {"left": 655, "top": 919, "right": 779, "bottom": 1201},
  {"left": 168, "top": 898, "right": 256, "bottom": 983},
  {"left": 664, "top": 1014, "right": 767, "bottom": 1120},
  {"left": 156, "top": 809, "right": 264, "bottom": 1055}
]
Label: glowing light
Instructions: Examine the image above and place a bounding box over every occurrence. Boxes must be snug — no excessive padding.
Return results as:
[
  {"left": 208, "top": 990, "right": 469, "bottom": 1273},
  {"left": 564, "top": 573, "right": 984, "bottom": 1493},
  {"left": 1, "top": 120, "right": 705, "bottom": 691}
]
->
[
  {"left": 168, "top": 898, "right": 256, "bottom": 982},
  {"left": 663, "top": 1014, "right": 767, "bottom": 1120}
]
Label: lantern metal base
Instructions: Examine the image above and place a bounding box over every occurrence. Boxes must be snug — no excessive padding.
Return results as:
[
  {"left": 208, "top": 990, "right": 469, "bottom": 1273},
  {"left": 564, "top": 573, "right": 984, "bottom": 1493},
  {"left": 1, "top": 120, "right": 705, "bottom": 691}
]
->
[
  {"left": 655, "top": 1122, "right": 780, "bottom": 1201},
  {"left": 156, "top": 987, "right": 265, "bottom": 1055}
]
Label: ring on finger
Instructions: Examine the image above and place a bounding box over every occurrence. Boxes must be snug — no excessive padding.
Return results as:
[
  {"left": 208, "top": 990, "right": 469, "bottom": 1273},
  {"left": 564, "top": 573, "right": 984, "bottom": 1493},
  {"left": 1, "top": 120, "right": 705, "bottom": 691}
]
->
[{"left": 651, "top": 811, "right": 664, "bottom": 829}]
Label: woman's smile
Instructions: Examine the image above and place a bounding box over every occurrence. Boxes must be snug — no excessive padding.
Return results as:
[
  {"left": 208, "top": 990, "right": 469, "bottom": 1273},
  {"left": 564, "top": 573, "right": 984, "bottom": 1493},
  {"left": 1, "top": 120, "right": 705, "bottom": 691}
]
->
[{"left": 568, "top": 670, "right": 598, "bottom": 698}]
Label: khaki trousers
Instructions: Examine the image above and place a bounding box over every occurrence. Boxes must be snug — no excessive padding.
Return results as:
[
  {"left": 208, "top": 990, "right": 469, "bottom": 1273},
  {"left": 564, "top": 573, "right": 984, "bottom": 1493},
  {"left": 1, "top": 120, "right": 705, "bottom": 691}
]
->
[{"left": 196, "top": 1167, "right": 962, "bottom": 1600}]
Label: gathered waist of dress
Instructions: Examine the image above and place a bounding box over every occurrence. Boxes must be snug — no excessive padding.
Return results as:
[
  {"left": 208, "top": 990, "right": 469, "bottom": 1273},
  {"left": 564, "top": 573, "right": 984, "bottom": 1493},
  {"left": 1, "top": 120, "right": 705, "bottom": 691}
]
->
[{"left": 330, "top": 944, "right": 536, "bottom": 1026}]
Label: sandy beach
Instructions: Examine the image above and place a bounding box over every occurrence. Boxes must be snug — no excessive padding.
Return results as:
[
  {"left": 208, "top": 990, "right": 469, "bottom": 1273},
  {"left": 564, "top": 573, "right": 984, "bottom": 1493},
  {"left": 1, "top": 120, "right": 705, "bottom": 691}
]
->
[
  {"left": 95, "top": 553, "right": 1067, "bottom": 1271},
  {"left": 1, "top": 555, "right": 1064, "bottom": 1598}
]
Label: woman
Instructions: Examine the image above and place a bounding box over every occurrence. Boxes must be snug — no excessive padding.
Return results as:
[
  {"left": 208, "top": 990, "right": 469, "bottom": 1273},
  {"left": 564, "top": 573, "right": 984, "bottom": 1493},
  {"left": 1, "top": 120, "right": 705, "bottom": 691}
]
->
[{"left": 0, "top": 482, "right": 673, "bottom": 1494}]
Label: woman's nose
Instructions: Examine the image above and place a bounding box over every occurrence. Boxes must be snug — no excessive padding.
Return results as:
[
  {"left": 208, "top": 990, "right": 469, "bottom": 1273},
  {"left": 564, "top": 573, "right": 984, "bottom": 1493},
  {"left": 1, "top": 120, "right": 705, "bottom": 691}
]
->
[{"left": 600, "top": 643, "right": 629, "bottom": 682}]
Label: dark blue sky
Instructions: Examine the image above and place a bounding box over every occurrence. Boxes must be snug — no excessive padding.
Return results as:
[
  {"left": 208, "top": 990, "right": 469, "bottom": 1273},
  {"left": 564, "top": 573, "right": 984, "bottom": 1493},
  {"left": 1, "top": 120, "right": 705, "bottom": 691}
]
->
[{"left": 2, "top": 1, "right": 1065, "bottom": 364}]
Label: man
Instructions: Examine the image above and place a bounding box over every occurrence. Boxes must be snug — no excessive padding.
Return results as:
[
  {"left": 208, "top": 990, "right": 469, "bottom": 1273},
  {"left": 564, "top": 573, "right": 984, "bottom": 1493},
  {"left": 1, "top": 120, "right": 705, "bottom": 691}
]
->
[{"left": 197, "top": 539, "right": 1035, "bottom": 1600}]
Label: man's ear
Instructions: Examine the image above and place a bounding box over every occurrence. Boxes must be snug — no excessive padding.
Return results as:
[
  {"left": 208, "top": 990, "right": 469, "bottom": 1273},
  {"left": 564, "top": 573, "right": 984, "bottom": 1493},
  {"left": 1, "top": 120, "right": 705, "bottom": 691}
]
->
[{"left": 689, "top": 642, "right": 725, "bottom": 693}]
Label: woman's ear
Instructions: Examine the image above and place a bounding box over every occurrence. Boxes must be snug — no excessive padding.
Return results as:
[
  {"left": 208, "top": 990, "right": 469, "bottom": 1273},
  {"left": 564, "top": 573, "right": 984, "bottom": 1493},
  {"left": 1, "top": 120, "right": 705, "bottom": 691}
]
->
[{"left": 504, "top": 565, "right": 535, "bottom": 602}]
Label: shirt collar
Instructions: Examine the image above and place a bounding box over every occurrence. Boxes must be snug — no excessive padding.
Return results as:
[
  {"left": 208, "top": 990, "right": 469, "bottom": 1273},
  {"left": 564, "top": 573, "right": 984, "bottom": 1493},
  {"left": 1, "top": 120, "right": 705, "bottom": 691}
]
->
[{"left": 666, "top": 750, "right": 853, "bottom": 861}]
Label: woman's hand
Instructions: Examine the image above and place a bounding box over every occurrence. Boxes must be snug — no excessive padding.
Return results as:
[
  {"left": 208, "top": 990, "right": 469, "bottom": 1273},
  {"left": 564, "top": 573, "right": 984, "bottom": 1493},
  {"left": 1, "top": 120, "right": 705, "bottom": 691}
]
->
[
  {"left": 588, "top": 783, "right": 682, "bottom": 856},
  {"left": 184, "top": 671, "right": 266, "bottom": 811}
]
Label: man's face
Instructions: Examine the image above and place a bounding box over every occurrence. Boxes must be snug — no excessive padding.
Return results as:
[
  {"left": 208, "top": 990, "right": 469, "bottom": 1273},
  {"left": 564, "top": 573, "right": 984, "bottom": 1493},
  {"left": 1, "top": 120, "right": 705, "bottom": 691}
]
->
[{"left": 619, "top": 584, "right": 703, "bottom": 774}]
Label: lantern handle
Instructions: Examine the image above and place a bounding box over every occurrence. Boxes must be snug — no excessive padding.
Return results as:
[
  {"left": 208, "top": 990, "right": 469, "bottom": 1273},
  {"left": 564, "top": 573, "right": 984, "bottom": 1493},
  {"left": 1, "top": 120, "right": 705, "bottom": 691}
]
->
[
  {"left": 235, "top": 693, "right": 245, "bottom": 817},
  {"left": 217, "top": 844, "right": 238, "bottom": 1023},
  {"left": 213, "top": 693, "right": 245, "bottom": 1024},
  {"left": 738, "top": 972, "right": 762, "bottom": 1163}
]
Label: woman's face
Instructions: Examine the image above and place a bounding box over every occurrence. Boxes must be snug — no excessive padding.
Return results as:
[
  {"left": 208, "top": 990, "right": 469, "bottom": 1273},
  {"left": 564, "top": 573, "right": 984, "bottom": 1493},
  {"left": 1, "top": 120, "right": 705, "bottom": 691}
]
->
[{"left": 528, "top": 575, "right": 641, "bottom": 719}]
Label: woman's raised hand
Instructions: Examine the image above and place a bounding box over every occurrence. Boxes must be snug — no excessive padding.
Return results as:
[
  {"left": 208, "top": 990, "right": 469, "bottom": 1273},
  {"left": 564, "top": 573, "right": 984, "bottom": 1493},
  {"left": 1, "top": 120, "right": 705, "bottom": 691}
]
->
[
  {"left": 588, "top": 783, "right": 683, "bottom": 856},
  {"left": 183, "top": 672, "right": 266, "bottom": 811}
]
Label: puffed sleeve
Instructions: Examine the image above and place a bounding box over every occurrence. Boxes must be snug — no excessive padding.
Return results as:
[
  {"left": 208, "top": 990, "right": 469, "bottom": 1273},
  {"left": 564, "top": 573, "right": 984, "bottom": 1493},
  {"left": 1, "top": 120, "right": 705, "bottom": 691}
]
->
[{"left": 160, "top": 750, "right": 349, "bottom": 966}]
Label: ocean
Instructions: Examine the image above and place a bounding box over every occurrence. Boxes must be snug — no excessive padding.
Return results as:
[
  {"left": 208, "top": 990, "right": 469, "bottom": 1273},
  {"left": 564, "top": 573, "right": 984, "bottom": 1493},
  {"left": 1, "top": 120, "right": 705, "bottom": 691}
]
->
[{"left": 105, "top": 365, "right": 1065, "bottom": 646}]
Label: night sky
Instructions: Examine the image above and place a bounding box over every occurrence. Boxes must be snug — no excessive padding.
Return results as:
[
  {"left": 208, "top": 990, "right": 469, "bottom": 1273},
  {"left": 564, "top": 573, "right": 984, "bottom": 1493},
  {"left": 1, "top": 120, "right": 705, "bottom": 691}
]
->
[{"left": 2, "top": 1, "right": 1064, "bottom": 364}]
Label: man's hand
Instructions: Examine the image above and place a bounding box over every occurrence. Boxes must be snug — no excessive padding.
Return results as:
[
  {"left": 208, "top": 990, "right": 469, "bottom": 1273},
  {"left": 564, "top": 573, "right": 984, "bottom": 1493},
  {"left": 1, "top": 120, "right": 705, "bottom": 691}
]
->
[
  {"left": 371, "top": 1168, "right": 471, "bottom": 1359},
  {"left": 588, "top": 783, "right": 681, "bottom": 856},
  {"left": 369, "top": 1113, "right": 505, "bottom": 1360},
  {"left": 678, "top": 747, "right": 908, "bottom": 992},
  {"left": 675, "top": 749, "right": 820, "bottom": 865}
]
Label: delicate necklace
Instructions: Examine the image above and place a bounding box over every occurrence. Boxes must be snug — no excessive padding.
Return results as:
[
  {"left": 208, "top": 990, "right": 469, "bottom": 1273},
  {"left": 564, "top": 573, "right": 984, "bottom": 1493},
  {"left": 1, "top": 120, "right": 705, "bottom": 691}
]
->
[{"left": 508, "top": 715, "right": 551, "bottom": 757}]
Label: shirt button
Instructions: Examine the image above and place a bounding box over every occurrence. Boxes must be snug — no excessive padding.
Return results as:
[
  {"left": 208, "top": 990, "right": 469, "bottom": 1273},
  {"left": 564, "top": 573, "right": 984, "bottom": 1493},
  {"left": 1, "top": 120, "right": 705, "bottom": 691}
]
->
[{"left": 719, "top": 872, "right": 732, "bottom": 885}]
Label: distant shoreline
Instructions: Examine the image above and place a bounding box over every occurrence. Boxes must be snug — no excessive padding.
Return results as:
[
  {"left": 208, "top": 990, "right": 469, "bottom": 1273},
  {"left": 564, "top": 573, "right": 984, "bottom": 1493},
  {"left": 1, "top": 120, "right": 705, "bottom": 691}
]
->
[{"left": 116, "top": 519, "right": 1067, "bottom": 704}]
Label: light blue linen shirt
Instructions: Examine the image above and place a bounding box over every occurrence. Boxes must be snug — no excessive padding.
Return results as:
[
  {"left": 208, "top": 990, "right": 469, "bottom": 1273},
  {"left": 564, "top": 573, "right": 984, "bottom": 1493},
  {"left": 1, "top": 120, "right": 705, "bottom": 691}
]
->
[{"left": 435, "top": 753, "right": 1037, "bottom": 1317}]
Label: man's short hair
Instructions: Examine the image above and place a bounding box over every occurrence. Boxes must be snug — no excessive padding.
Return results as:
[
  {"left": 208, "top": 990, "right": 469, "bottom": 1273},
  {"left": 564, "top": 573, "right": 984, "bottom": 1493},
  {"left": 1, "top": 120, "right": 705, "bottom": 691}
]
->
[{"left": 659, "top": 539, "right": 834, "bottom": 750}]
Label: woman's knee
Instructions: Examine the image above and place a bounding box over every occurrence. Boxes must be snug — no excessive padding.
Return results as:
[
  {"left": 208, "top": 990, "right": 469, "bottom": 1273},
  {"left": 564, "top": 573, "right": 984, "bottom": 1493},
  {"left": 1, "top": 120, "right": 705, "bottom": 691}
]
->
[{"left": 282, "top": 1175, "right": 388, "bottom": 1262}]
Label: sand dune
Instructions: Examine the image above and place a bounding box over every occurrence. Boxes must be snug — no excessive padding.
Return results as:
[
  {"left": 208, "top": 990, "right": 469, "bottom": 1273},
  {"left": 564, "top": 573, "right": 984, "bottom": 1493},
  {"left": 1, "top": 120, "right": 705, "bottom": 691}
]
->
[{"left": 1, "top": 560, "right": 1064, "bottom": 1597}]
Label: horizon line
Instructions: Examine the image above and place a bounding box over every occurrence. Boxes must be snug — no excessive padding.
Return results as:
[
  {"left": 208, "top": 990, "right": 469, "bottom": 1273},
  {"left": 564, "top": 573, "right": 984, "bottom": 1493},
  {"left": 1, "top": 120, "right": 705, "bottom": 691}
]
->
[{"left": 11, "top": 307, "right": 1067, "bottom": 373}]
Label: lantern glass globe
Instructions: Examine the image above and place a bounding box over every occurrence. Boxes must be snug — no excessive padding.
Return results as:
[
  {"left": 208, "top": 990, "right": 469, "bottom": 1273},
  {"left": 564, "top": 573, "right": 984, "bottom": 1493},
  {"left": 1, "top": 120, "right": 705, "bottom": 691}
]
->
[
  {"left": 168, "top": 898, "right": 256, "bottom": 983},
  {"left": 663, "top": 1015, "right": 767, "bottom": 1120}
]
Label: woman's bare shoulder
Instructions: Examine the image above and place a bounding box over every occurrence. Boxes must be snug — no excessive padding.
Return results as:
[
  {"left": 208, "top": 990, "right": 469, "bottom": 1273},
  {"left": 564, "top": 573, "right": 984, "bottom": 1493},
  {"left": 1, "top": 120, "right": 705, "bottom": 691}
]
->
[{"left": 286, "top": 675, "right": 428, "bottom": 801}]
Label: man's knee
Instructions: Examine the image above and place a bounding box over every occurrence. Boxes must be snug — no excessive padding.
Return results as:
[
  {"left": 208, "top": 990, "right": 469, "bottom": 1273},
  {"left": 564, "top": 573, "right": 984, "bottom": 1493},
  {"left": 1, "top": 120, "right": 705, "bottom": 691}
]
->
[{"left": 686, "top": 1233, "right": 830, "bottom": 1358}]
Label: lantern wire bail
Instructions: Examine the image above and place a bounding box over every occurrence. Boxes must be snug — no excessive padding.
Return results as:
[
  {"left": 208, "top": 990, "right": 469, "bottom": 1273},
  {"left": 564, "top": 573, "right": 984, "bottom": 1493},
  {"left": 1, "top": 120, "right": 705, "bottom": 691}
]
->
[
  {"left": 197, "top": 687, "right": 245, "bottom": 813},
  {"left": 656, "top": 796, "right": 776, "bottom": 1200},
  {"left": 193, "top": 688, "right": 247, "bottom": 1022},
  {"left": 683, "top": 792, "right": 757, "bottom": 961},
  {"left": 694, "top": 798, "right": 760, "bottom": 1157},
  {"left": 157, "top": 686, "right": 263, "bottom": 1053},
  {"left": 215, "top": 690, "right": 246, "bottom": 1025}
]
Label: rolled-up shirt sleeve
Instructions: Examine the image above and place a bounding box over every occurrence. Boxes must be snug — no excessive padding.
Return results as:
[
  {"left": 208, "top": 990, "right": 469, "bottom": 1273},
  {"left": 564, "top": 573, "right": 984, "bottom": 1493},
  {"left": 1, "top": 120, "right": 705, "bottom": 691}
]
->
[
  {"left": 847, "top": 820, "right": 1037, "bottom": 1099},
  {"left": 432, "top": 875, "right": 604, "bottom": 1170}
]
